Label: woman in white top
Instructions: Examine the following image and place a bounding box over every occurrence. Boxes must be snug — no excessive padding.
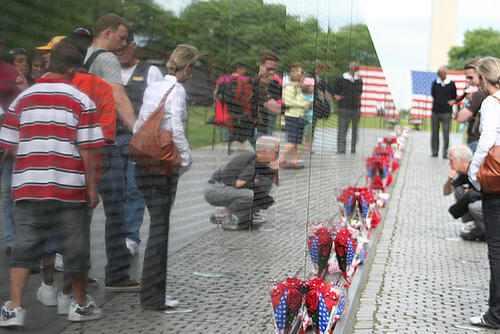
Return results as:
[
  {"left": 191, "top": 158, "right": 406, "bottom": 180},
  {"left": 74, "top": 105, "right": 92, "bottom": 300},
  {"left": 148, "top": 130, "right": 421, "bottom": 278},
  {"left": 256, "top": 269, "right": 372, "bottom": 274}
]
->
[
  {"left": 467, "top": 56, "right": 500, "bottom": 329},
  {"left": 134, "top": 44, "right": 198, "bottom": 311}
]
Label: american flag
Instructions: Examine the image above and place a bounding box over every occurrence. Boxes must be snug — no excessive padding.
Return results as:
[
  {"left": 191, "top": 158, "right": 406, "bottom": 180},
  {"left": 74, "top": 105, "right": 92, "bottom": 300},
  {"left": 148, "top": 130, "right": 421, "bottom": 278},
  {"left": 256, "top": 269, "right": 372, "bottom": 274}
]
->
[
  {"left": 347, "top": 237, "right": 355, "bottom": 267},
  {"left": 318, "top": 290, "right": 330, "bottom": 333},
  {"left": 274, "top": 289, "right": 288, "bottom": 332},
  {"left": 361, "top": 196, "right": 368, "bottom": 218},
  {"left": 411, "top": 70, "right": 467, "bottom": 118},
  {"left": 359, "top": 66, "right": 397, "bottom": 117},
  {"left": 345, "top": 195, "right": 353, "bottom": 217},
  {"left": 334, "top": 295, "right": 345, "bottom": 323},
  {"left": 309, "top": 235, "right": 319, "bottom": 264}
]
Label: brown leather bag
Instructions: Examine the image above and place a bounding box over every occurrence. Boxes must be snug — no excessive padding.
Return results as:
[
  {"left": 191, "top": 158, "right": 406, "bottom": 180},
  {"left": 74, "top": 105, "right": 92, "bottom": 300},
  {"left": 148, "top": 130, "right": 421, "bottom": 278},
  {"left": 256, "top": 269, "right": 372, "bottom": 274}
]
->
[
  {"left": 477, "top": 145, "right": 500, "bottom": 194},
  {"left": 477, "top": 95, "right": 500, "bottom": 194},
  {"left": 129, "top": 84, "right": 181, "bottom": 176}
]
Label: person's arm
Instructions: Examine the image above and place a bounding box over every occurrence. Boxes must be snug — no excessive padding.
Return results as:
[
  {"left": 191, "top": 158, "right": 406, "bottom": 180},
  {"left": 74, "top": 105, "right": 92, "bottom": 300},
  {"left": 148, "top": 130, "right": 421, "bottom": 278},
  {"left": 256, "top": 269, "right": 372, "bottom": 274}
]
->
[
  {"left": 456, "top": 107, "right": 474, "bottom": 123},
  {"left": 443, "top": 169, "right": 457, "bottom": 196},
  {"left": 81, "top": 148, "right": 100, "bottom": 208},
  {"left": 110, "top": 83, "right": 137, "bottom": 132}
]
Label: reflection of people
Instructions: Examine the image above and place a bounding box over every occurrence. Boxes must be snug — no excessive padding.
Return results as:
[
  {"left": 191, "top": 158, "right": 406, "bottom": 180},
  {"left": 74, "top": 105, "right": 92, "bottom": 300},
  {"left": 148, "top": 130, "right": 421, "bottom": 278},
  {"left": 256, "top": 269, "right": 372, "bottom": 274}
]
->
[
  {"left": 85, "top": 13, "right": 140, "bottom": 291},
  {"left": 431, "top": 66, "right": 457, "bottom": 158},
  {"left": 443, "top": 145, "right": 484, "bottom": 240},
  {"left": 117, "top": 31, "right": 163, "bottom": 256},
  {"left": 468, "top": 57, "right": 500, "bottom": 329},
  {"left": 334, "top": 61, "right": 363, "bottom": 154},
  {"left": 279, "top": 68, "right": 311, "bottom": 169},
  {"left": 0, "top": 43, "right": 105, "bottom": 327},
  {"left": 456, "top": 59, "right": 487, "bottom": 153},
  {"left": 204, "top": 136, "right": 280, "bottom": 230},
  {"left": 134, "top": 44, "right": 198, "bottom": 311},
  {"left": 251, "top": 49, "right": 282, "bottom": 140}
]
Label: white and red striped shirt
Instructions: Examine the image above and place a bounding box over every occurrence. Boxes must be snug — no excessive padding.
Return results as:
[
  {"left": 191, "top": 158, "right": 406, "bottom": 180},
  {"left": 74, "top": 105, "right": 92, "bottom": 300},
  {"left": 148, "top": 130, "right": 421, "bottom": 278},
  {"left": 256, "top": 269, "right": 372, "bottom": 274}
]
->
[{"left": 0, "top": 77, "right": 104, "bottom": 202}]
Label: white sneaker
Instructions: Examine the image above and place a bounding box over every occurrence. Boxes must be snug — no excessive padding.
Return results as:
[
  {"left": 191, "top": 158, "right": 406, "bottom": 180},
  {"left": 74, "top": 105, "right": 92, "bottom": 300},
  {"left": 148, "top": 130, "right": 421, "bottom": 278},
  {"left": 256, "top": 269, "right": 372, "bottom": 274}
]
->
[
  {"left": 57, "top": 292, "right": 74, "bottom": 315},
  {"left": 68, "top": 295, "right": 101, "bottom": 322},
  {"left": 54, "top": 253, "right": 64, "bottom": 271},
  {"left": 0, "top": 301, "right": 25, "bottom": 327},
  {"left": 165, "top": 295, "right": 179, "bottom": 308},
  {"left": 37, "top": 281, "right": 58, "bottom": 306},
  {"left": 125, "top": 238, "right": 138, "bottom": 256}
]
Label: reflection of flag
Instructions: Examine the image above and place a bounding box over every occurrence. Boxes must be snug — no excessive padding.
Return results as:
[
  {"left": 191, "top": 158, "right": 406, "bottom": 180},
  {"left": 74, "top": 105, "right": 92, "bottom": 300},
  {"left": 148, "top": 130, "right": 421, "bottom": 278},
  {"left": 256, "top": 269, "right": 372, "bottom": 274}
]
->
[
  {"left": 411, "top": 70, "right": 466, "bottom": 118},
  {"left": 318, "top": 290, "right": 329, "bottom": 333},
  {"left": 275, "top": 289, "right": 288, "bottom": 331},
  {"left": 309, "top": 235, "right": 319, "bottom": 264},
  {"left": 359, "top": 66, "right": 397, "bottom": 117}
]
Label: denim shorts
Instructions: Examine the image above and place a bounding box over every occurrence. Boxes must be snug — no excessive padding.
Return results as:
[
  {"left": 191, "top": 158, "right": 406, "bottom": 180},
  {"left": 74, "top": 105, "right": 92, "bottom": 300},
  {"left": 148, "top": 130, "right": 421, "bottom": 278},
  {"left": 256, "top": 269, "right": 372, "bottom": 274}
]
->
[{"left": 10, "top": 200, "right": 91, "bottom": 276}]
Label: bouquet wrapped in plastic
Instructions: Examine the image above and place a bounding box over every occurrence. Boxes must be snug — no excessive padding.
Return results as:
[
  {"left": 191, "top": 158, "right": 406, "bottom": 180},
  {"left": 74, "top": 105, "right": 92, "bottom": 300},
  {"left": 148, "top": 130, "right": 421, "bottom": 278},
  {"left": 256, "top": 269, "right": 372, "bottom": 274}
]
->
[
  {"left": 334, "top": 228, "right": 356, "bottom": 287},
  {"left": 268, "top": 277, "right": 305, "bottom": 334},
  {"left": 303, "top": 279, "right": 346, "bottom": 334},
  {"left": 308, "top": 227, "right": 334, "bottom": 279}
]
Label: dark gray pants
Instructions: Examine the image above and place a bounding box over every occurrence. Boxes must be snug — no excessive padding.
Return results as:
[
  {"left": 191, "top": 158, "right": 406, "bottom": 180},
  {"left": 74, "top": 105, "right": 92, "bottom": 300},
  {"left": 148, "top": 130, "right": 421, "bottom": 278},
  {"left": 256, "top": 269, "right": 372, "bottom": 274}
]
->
[{"left": 431, "top": 112, "right": 452, "bottom": 157}]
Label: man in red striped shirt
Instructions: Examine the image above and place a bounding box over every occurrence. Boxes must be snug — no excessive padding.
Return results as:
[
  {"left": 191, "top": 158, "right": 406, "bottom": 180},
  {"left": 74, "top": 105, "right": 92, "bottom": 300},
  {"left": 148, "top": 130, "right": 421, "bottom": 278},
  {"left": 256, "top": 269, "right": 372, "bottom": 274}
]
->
[{"left": 0, "top": 43, "right": 104, "bottom": 327}]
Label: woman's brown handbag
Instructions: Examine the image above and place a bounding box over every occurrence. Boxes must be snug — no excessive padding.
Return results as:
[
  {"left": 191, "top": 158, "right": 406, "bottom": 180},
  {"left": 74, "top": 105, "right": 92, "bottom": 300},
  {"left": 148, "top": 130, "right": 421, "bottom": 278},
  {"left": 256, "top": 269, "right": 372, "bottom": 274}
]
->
[
  {"left": 129, "top": 84, "right": 181, "bottom": 176},
  {"left": 477, "top": 145, "right": 500, "bottom": 194}
]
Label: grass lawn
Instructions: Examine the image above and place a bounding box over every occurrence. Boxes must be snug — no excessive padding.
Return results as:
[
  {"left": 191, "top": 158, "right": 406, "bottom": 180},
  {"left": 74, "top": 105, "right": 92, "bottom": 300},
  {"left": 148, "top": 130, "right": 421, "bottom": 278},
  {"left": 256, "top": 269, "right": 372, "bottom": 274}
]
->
[{"left": 185, "top": 104, "right": 462, "bottom": 149}]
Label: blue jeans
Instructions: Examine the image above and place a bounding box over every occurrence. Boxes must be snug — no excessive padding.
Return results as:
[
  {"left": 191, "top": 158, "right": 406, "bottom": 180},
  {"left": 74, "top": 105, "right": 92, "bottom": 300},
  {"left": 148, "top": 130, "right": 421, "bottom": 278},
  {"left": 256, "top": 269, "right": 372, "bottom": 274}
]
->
[
  {"left": 98, "top": 144, "right": 131, "bottom": 286},
  {"left": 1, "top": 158, "right": 13, "bottom": 248},
  {"left": 468, "top": 140, "right": 478, "bottom": 153},
  {"left": 116, "top": 133, "right": 145, "bottom": 244},
  {"left": 481, "top": 192, "right": 500, "bottom": 326},
  {"left": 135, "top": 165, "right": 178, "bottom": 309}
]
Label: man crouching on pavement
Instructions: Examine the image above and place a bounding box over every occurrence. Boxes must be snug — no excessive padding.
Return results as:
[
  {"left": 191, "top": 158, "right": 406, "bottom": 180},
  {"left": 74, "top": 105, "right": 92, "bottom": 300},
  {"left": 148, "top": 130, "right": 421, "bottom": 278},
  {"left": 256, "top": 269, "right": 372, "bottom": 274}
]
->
[
  {"left": 444, "top": 145, "right": 485, "bottom": 240},
  {"left": 204, "top": 136, "right": 279, "bottom": 230}
]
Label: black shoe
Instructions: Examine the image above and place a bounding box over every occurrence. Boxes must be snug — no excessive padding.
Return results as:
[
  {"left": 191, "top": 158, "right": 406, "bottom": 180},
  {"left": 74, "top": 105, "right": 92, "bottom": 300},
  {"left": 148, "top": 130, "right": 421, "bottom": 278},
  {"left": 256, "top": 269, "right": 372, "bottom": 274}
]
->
[
  {"left": 105, "top": 278, "right": 141, "bottom": 292},
  {"left": 431, "top": 153, "right": 438, "bottom": 157}
]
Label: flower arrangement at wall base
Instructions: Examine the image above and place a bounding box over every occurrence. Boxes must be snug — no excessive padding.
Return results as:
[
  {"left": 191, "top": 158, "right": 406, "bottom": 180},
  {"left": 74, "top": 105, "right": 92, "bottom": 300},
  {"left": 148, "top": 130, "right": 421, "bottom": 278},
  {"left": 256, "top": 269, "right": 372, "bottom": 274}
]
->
[
  {"left": 303, "top": 279, "right": 345, "bottom": 334},
  {"left": 366, "top": 156, "right": 392, "bottom": 191},
  {"left": 334, "top": 228, "right": 356, "bottom": 287},
  {"left": 308, "top": 226, "right": 334, "bottom": 279},
  {"left": 268, "top": 277, "right": 306, "bottom": 334}
]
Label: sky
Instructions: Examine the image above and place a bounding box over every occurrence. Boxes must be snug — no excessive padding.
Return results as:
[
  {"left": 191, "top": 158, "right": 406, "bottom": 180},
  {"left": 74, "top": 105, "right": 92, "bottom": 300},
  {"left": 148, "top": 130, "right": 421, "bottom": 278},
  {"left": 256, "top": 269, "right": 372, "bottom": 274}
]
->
[
  {"left": 154, "top": 0, "right": 500, "bottom": 109},
  {"left": 361, "top": 0, "right": 500, "bottom": 109}
]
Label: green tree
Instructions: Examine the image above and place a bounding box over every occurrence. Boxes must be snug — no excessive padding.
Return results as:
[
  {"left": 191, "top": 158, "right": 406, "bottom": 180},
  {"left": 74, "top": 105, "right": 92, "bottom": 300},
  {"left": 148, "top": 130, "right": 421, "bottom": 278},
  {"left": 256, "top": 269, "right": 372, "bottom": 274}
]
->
[{"left": 448, "top": 28, "right": 500, "bottom": 70}]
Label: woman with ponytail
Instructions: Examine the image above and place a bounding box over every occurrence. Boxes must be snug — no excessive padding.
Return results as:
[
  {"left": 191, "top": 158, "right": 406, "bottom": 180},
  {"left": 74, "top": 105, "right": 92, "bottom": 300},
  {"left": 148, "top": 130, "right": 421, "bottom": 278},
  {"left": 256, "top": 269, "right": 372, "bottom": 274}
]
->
[
  {"left": 133, "top": 44, "right": 199, "bottom": 311},
  {"left": 468, "top": 56, "right": 500, "bottom": 329}
]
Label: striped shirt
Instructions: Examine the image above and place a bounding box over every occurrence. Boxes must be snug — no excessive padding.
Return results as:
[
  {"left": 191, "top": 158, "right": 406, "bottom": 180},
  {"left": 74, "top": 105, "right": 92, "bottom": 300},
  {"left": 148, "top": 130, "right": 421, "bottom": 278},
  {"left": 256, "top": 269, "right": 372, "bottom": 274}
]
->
[{"left": 0, "top": 77, "right": 105, "bottom": 202}]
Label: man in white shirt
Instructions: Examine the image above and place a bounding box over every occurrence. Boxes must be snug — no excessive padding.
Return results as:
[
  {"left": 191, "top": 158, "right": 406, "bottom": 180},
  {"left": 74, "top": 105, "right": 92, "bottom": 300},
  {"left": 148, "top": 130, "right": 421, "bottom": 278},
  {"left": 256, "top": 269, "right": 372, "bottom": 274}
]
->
[{"left": 116, "top": 32, "right": 163, "bottom": 256}]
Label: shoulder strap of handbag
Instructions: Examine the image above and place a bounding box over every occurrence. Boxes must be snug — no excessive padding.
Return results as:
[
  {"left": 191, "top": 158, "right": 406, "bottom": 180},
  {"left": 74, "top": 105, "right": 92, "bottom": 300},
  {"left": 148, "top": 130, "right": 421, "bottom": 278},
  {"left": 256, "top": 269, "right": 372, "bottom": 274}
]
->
[{"left": 153, "top": 84, "right": 176, "bottom": 126}]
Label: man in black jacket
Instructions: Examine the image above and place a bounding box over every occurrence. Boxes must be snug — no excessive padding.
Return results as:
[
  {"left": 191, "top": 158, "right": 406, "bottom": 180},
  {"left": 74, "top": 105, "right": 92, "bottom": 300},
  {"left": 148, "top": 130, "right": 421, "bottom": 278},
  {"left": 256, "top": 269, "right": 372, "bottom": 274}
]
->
[
  {"left": 431, "top": 66, "right": 457, "bottom": 158},
  {"left": 334, "top": 61, "right": 363, "bottom": 154}
]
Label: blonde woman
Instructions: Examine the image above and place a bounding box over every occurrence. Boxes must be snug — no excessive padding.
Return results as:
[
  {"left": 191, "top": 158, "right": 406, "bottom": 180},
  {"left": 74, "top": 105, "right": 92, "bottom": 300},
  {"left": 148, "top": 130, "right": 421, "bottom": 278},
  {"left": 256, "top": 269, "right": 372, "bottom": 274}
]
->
[
  {"left": 134, "top": 44, "right": 198, "bottom": 311},
  {"left": 468, "top": 56, "right": 500, "bottom": 329},
  {"left": 279, "top": 68, "right": 312, "bottom": 169}
]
